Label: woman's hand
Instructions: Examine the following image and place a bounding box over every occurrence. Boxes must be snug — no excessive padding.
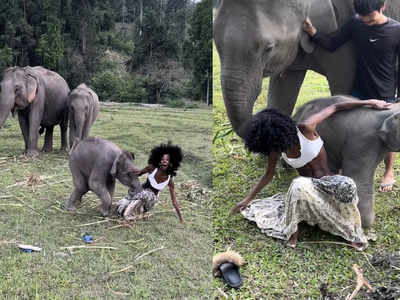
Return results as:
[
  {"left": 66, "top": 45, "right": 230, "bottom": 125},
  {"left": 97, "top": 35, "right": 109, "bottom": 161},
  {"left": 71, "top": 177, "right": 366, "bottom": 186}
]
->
[
  {"left": 231, "top": 198, "right": 251, "bottom": 214},
  {"left": 366, "top": 99, "right": 392, "bottom": 110}
]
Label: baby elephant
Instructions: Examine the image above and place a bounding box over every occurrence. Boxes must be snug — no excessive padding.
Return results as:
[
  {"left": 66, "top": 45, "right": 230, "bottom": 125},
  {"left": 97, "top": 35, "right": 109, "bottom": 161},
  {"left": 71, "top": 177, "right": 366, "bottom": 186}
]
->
[
  {"left": 68, "top": 83, "right": 100, "bottom": 148},
  {"left": 65, "top": 137, "right": 142, "bottom": 216}
]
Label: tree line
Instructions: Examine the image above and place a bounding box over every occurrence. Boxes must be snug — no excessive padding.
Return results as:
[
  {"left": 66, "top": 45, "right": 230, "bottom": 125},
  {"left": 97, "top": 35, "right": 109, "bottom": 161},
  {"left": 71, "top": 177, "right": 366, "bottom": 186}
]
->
[{"left": 0, "top": 0, "right": 212, "bottom": 104}]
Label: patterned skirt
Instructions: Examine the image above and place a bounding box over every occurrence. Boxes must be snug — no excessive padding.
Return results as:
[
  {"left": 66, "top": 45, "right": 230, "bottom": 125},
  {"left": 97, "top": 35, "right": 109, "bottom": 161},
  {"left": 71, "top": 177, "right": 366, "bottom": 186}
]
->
[
  {"left": 241, "top": 175, "right": 368, "bottom": 245},
  {"left": 117, "top": 189, "right": 158, "bottom": 221}
]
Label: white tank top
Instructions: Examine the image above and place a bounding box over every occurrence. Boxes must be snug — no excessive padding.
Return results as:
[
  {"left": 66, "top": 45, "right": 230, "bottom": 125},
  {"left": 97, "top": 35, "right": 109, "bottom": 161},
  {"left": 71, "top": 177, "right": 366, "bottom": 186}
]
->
[
  {"left": 281, "top": 128, "right": 324, "bottom": 168},
  {"left": 147, "top": 168, "right": 170, "bottom": 190}
]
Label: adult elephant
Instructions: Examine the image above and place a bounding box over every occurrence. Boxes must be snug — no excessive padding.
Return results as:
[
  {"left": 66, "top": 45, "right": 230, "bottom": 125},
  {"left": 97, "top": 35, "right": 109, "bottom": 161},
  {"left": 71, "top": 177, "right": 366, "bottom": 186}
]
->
[
  {"left": 213, "top": 0, "right": 400, "bottom": 138},
  {"left": 294, "top": 96, "right": 400, "bottom": 227},
  {"left": 68, "top": 83, "right": 99, "bottom": 148},
  {"left": 0, "top": 66, "right": 70, "bottom": 157}
]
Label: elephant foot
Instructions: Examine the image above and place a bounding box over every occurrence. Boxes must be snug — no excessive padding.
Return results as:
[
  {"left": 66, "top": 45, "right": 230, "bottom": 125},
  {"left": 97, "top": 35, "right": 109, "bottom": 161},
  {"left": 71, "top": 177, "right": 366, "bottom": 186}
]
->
[
  {"left": 42, "top": 146, "right": 53, "bottom": 153},
  {"left": 62, "top": 202, "right": 77, "bottom": 212},
  {"left": 25, "top": 149, "right": 40, "bottom": 158}
]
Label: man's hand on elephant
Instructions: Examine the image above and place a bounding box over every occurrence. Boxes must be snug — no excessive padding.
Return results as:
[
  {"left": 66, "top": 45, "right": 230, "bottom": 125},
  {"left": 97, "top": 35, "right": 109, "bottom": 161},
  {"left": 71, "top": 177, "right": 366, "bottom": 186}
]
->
[
  {"left": 366, "top": 99, "right": 392, "bottom": 110},
  {"left": 303, "top": 17, "right": 317, "bottom": 36}
]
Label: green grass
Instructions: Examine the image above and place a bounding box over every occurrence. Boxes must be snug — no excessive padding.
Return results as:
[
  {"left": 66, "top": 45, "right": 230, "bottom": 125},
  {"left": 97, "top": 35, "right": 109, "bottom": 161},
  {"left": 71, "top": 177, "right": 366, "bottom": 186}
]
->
[
  {"left": 213, "top": 44, "right": 400, "bottom": 299},
  {"left": 0, "top": 104, "right": 212, "bottom": 299}
]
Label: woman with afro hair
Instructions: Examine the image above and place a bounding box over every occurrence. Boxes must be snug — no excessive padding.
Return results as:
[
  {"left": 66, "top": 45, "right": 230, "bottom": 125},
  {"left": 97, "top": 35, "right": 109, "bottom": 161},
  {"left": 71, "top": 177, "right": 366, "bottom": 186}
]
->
[
  {"left": 232, "top": 98, "right": 391, "bottom": 250},
  {"left": 117, "top": 142, "right": 184, "bottom": 223}
]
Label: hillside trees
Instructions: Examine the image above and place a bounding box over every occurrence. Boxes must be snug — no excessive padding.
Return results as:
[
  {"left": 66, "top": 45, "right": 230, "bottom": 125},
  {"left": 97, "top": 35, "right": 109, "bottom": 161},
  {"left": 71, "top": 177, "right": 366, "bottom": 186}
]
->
[{"left": 0, "top": 0, "right": 211, "bottom": 104}]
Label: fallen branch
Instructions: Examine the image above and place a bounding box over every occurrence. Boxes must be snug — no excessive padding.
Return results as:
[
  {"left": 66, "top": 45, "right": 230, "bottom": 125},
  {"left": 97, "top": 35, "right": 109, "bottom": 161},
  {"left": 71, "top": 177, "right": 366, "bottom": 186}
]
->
[
  {"left": 217, "top": 287, "right": 229, "bottom": 299},
  {"left": 60, "top": 245, "right": 117, "bottom": 251},
  {"left": 106, "top": 282, "right": 130, "bottom": 296},
  {"left": 0, "top": 240, "right": 16, "bottom": 246},
  {"left": 75, "top": 219, "right": 110, "bottom": 227},
  {"left": 110, "top": 246, "right": 165, "bottom": 275},
  {"left": 346, "top": 264, "right": 375, "bottom": 300},
  {"left": 0, "top": 203, "right": 23, "bottom": 207},
  {"left": 300, "top": 241, "right": 360, "bottom": 250},
  {"left": 134, "top": 246, "right": 165, "bottom": 261}
]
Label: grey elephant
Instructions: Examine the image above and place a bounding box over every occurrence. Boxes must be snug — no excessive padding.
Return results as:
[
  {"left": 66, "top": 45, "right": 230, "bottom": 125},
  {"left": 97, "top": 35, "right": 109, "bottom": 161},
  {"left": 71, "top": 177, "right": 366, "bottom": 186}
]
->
[
  {"left": 293, "top": 95, "right": 400, "bottom": 227},
  {"left": 68, "top": 83, "right": 99, "bottom": 148},
  {"left": 213, "top": 0, "right": 400, "bottom": 137},
  {"left": 0, "top": 66, "right": 70, "bottom": 157},
  {"left": 65, "top": 137, "right": 142, "bottom": 216}
]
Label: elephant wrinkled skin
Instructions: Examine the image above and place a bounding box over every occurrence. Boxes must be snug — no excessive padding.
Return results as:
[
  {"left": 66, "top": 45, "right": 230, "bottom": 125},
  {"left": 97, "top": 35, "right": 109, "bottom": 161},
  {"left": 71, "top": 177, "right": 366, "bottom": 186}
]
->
[
  {"left": 68, "top": 83, "right": 99, "bottom": 148},
  {"left": 0, "top": 66, "right": 70, "bottom": 157},
  {"left": 65, "top": 137, "right": 142, "bottom": 217},
  {"left": 294, "top": 96, "right": 400, "bottom": 227},
  {"left": 213, "top": 0, "right": 400, "bottom": 137}
]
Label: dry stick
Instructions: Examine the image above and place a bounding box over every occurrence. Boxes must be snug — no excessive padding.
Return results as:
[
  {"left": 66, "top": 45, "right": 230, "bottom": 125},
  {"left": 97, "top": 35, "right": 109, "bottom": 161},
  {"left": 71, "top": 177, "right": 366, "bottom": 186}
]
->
[
  {"left": 346, "top": 264, "right": 375, "bottom": 300},
  {"left": 60, "top": 245, "right": 118, "bottom": 251},
  {"left": 13, "top": 194, "right": 45, "bottom": 217},
  {"left": 110, "top": 246, "right": 165, "bottom": 275},
  {"left": 300, "top": 241, "right": 360, "bottom": 250},
  {"left": 362, "top": 252, "right": 379, "bottom": 274},
  {"left": 106, "top": 282, "right": 130, "bottom": 296},
  {"left": 216, "top": 287, "right": 229, "bottom": 299},
  {"left": 0, "top": 204, "right": 23, "bottom": 207},
  {"left": 75, "top": 219, "right": 111, "bottom": 227}
]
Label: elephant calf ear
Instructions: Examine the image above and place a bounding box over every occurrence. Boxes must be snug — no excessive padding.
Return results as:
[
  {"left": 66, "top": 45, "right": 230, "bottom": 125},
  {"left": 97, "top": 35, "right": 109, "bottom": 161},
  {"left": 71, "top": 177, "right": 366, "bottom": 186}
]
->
[
  {"left": 378, "top": 112, "right": 400, "bottom": 151},
  {"left": 110, "top": 153, "right": 120, "bottom": 177},
  {"left": 26, "top": 74, "right": 38, "bottom": 103},
  {"left": 300, "top": 0, "right": 338, "bottom": 54}
]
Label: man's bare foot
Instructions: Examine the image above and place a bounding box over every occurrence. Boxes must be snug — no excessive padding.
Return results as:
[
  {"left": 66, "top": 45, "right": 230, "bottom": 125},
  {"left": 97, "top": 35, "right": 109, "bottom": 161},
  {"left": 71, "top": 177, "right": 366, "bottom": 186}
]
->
[{"left": 379, "top": 177, "right": 395, "bottom": 192}]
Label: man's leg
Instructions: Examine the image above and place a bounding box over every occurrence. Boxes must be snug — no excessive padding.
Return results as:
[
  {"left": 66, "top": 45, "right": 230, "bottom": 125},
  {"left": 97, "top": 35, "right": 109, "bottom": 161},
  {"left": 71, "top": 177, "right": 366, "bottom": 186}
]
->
[{"left": 380, "top": 152, "right": 396, "bottom": 192}]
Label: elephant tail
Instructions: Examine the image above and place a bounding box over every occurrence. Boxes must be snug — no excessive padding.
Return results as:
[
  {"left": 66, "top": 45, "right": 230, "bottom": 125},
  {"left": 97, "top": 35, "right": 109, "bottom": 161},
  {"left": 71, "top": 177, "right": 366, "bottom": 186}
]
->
[{"left": 70, "top": 137, "right": 81, "bottom": 154}]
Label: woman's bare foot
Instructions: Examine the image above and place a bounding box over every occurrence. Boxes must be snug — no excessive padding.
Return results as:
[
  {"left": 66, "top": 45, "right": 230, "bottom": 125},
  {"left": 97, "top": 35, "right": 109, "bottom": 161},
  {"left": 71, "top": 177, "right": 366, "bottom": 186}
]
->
[
  {"left": 351, "top": 242, "right": 368, "bottom": 251},
  {"left": 287, "top": 230, "right": 300, "bottom": 249}
]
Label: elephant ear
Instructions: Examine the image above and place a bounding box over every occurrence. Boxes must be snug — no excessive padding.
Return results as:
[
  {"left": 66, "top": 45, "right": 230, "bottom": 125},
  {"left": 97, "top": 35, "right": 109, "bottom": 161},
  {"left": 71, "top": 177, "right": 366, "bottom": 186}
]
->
[
  {"left": 110, "top": 153, "right": 121, "bottom": 178},
  {"left": 26, "top": 74, "right": 38, "bottom": 103},
  {"left": 378, "top": 112, "right": 400, "bottom": 151},
  {"left": 300, "top": 0, "right": 338, "bottom": 54}
]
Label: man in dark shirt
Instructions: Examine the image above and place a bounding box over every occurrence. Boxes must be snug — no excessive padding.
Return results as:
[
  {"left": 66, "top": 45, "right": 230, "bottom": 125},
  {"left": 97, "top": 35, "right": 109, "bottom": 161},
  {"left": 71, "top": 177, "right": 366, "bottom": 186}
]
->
[{"left": 303, "top": 0, "right": 400, "bottom": 192}]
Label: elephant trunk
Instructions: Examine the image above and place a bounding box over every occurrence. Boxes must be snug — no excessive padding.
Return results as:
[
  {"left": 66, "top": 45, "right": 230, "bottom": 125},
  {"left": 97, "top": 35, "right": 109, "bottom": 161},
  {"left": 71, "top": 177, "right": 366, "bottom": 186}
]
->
[
  {"left": 0, "top": 91, "right": 15, "bottom": 128},
  {"left": 221, "top": 67, "right": 263, "bottom": 138}
]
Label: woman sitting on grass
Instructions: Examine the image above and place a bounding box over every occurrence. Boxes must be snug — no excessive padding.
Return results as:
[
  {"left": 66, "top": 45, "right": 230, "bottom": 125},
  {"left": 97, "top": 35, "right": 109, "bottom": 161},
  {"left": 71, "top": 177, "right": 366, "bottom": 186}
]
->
[
  {"left": 117, "top": 142, "right": 184, "bottom": 223},
  {"left": 232, "top": 98, "right": 391, "bottom": 250}
]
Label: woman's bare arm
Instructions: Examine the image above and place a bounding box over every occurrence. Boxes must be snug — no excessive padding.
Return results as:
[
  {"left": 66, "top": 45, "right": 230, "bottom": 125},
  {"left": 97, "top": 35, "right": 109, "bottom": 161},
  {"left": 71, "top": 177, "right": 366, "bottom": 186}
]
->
[
  {"left": 231, "top": 151, "right": 279, "bottom": 213},
  {"left": 168, "top": 179, "right": 184, "bottom": 223}
]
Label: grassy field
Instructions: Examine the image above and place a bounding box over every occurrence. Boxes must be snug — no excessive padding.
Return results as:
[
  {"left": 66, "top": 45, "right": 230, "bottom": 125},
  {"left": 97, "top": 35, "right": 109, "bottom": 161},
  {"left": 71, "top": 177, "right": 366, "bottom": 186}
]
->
[
  {"left": 0, "top": 104, "right": 212, "bottom": 298},
  {"left": 213, "top": 44, "right": 400, "bottom": 299}
]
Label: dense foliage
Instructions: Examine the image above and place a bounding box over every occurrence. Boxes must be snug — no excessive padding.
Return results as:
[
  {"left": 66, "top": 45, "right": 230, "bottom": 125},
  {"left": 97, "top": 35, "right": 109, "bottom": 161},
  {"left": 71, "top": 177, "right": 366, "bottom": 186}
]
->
[{"left": 0, "top": 0, "right": 211, "bottom": 104}]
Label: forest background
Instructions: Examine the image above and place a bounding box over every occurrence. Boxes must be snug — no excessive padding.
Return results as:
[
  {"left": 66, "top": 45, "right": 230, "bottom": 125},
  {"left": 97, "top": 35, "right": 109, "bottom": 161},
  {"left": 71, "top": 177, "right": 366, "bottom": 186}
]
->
[{"left": 0, "top": 0, "right": 212, "bottom": 105}]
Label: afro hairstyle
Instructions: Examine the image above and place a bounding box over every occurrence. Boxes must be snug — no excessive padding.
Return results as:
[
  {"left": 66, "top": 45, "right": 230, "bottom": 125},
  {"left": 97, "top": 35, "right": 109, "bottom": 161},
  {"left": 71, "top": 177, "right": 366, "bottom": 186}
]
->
[
  {"left": 353, "top": 0, "right": 385, "bottom": 15},
  {"left": 148, "top": 142, "right": 183, "bottom": 176},
  {"left": 243, "top": 108, "right": 299, "bottom": 155}
]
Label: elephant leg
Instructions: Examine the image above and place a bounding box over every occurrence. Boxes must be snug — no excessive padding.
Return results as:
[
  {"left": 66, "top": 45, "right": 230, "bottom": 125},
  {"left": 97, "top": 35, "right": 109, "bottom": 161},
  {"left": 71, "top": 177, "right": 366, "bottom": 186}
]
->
[
  {"left": 89, "top": 177, "right": 113, "bottom": 217},
  {"left": 17, "top": 113, "right": 29, "bottom": 151},
  {"left": 64, "top": 163, "right": 89, "bottom": 210},
  {"left": 42, "top": 126, "right": 54, "bottom": 152},
  {"left": 342, "top": 159, "right": 377, "bottom": 228},
  {"left": 60, "top": 111, "right": 68, "bottom": 151},
  {"left": 26, "top": 110, "right": 41, "bottom": 157},
  {"left": 266, "top": 70, "right": 306, "bottom": 116},
  {"left": 69, "top": 112, "right": 76, "bottom": 149}
]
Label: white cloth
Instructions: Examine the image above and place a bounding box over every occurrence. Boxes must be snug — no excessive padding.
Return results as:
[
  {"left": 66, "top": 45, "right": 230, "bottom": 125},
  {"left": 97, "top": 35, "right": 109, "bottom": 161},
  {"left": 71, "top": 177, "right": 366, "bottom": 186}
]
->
[
  {"left": 282, "top": 128, "right": 324, "bottom": 168},
  {"left": 241, "top": 176, "right": 367, "bottom": 245}
]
